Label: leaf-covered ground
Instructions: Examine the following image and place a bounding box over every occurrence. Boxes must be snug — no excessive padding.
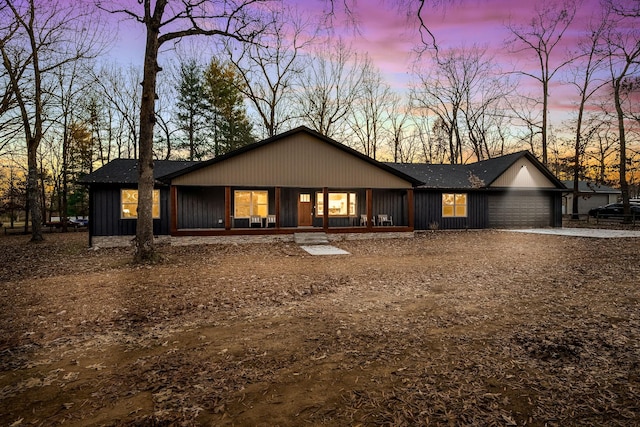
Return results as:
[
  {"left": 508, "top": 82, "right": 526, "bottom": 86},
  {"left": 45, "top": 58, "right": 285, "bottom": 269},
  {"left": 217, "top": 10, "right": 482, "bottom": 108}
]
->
[{"left": 1, "top": 229, "right": 639, "bottom": 426}]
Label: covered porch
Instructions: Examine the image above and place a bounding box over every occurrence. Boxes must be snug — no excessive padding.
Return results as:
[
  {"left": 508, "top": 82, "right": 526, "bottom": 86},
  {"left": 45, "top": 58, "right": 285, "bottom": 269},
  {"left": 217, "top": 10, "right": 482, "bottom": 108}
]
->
[{"left": 170, "top": 185, "right": 414, "bottom": 236}]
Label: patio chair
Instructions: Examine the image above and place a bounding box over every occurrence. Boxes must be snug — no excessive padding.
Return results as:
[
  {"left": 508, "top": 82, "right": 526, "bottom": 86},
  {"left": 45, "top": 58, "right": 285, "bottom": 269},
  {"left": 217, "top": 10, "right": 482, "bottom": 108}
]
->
[
  {"left": 266, "top": 214, "right": 276, "bottom": 227},
  {"left": 250, "top": 215, "right": 263, "bottom": 228},
  {"left": 377, "top": 214, "right": 393, "bottom": 226},
  {"left": 360, "top": 214, "right": 369, "bottom": 226}
]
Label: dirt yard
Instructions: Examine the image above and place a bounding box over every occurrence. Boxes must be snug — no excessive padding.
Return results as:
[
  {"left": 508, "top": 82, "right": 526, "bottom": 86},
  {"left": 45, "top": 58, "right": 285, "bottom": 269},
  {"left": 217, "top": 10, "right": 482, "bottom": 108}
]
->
[{"left": 1, "top": 230, "right": 639, "bottom": 426}]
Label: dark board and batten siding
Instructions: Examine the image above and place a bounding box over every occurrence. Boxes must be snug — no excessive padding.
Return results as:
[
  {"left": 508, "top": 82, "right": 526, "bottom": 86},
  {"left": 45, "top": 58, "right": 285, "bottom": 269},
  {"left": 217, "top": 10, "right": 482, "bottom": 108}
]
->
[
  {"left": 90, "top": 185, "right": 171, "bottom": 236},
  {"left": 413, "top": 191, "right": 487, "bottom": 230},
  {"left": 177, "top": 187, "right": 226, "bottom": 229},
  {"left": 371, "top": 189, "right": 409, "bottom": 227}
]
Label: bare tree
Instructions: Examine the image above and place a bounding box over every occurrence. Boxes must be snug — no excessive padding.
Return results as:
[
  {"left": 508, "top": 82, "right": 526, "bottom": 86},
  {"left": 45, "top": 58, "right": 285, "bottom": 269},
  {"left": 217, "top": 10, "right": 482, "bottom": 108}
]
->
[
  {"left": 603, "top": 4, "right": 640, "bottom": 221},
  {"left": 93, "top": 65, "right": 142, "bottom": 159},
  {"left": 225, "top": 5, "right": 316, "bottom": 138},
  {"left": 386, "top": 92, "right": 414, "bottom": 163},
  {"left": 506, "top": 0, "right": 578, "bottom": 165},
  {"left": 348, "top": 58, "right": 393, "bottom": 160},
  {"left": 1, "top": 0, "right": 104, "bottom": 242},
  {"left": 51, "top": 57, "right": 95, "bottom": 231},
  {"left": 0, "top": 35, "right": 20, "bottom": 157},
  {"left": 566, "top": 10, "right": 610, "bottom": 219},
  {"left": 154, "top": 69, "right": 179, "bottom": 160},
  {"left": 411, "top": 51, "right": 464, "bottom": 164},
  {"left": 296, "top": 39, "right": 366, "bottom": 139},
  {"left": 504, "top": 94, "right": 543, "bottom": 155},
  {"left": 412, "top": 45, "right": 507, "bottom": 164},
  {"left": 99, "top": 0, "right": 269, "bottom": 262}
]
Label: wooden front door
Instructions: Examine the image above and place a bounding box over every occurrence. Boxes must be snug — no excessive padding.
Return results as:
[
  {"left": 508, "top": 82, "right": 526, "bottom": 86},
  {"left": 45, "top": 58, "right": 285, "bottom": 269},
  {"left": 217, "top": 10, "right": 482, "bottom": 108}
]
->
[{"left": 298, "top": 193, "right": 312, "bottom": 226}]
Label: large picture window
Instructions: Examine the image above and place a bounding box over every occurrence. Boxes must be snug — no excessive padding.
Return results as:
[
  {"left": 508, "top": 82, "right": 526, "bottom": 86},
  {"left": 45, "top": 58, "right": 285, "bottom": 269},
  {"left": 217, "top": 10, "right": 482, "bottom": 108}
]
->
[
  {"left": 316, "top": 192, "right": 357, "bottom": 216},
  {"left": 234, "top": 190, "right": 268, "bottom": 218},
  {"left": 442, "top": 193, "right": 467, "bottom": 217},
  {"left": 121, "top": 189, "right": 160, "bottom": 219}
]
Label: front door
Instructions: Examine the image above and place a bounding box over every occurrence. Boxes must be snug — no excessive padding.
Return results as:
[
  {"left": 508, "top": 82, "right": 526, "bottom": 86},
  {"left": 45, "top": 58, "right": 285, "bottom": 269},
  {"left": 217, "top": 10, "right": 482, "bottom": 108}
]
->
[{"left": 298, "top": 193, "right": 312, "bottom": 226}]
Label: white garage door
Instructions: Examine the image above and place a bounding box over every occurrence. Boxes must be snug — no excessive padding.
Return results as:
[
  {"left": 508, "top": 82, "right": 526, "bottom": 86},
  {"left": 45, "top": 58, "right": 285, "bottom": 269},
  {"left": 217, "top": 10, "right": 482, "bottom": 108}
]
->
[{"left": 488, "top": 192, "right": 552, "bottom": 228}]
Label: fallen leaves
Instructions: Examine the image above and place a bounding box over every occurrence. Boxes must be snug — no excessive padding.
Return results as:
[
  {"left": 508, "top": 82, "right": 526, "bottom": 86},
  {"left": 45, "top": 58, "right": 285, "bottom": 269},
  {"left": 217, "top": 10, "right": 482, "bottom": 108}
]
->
[{"left": 0, "top": 231, "right": 639, "bottom": 425}]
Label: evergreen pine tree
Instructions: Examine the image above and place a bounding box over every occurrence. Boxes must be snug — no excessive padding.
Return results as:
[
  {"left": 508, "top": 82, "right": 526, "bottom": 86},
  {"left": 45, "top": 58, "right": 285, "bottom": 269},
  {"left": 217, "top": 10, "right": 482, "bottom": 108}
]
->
[
  {"left": 175, "top": 60, "right": 210, "bottom": 160},
  {"left": 203, "top": 59, "right": 255, "bottom": 155}
]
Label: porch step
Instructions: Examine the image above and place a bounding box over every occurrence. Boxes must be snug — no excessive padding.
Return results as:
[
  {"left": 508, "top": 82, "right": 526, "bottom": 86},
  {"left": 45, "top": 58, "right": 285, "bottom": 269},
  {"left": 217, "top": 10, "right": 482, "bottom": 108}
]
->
[{"left": 294, "top": 232, "right": 329, "bottom": 245}]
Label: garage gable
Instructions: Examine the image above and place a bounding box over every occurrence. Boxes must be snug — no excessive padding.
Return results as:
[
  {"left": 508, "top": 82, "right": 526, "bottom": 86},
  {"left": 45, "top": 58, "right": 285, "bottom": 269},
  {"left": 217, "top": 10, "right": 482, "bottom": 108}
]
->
[{"left": 489, "top": 157, "right": 557, "bottom": 189}]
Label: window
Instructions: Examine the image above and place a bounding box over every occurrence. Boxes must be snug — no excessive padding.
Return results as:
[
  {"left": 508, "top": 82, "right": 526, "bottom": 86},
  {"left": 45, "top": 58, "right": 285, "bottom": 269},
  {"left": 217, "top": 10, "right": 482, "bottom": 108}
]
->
[
  {"left": 121, "top": 189, "right": 160, "bottom": 219},
  {"left": 442, "top": 193, "right": 467, "bottom": 217},
  {"left": 234, "top": 190, "right": 268, "bottom": 218},
  {"left": 316, "top": 192, "right": 357, "bottom": 216}
]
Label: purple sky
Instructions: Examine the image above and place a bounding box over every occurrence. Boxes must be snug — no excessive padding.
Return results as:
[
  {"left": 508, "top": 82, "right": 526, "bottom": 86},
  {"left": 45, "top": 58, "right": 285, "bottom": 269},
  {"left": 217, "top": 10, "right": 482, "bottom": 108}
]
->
[
  {"left": 111, "top": 0, "right": 603, "bottom": 72},
  {"left": 305, "top": 0, "right": 606, "bottom": 85},
  {"left": 107, "top": 0, "right": 628, "bottom": 119}
]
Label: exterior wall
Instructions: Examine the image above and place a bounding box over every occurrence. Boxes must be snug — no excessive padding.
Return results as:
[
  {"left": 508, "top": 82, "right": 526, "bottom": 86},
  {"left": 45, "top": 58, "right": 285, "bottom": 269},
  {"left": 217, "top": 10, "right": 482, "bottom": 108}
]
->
[
  {"left": 563, "top": 193, "right": 616, "bottom": 215},
  {"left": 177, "top": 187, "right": 226, "bottom": 229},
  {"left": 174, "top": 186, "right": 408, "bottom": 229},
  {"left": 90, "top": 184, "right": 170, "bottom": 236},
  {"left": 171, "top": 133, "right": 413, "bottom": 189},
  {"left": 372, "top": 189, "right": 409, "bottom": 226},
  {"left": 413, "top": 191, "right": 487, "bottom": 230}
]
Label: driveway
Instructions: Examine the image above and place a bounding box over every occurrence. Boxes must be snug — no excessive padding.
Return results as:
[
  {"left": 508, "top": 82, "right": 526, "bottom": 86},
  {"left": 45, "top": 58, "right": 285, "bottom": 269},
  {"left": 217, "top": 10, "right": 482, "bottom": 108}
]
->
[{"left": 508, "top": 228, "right": 640, "bottom": 238}]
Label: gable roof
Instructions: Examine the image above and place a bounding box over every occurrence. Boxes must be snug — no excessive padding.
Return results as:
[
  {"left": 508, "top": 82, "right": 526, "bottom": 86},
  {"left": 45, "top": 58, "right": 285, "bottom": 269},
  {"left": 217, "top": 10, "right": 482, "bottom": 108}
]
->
[
  {"left": 161, "top": 126, "right": 423, "bottom": 187},
  {"left": 78, "top": 159, "right": 198, "bottom": 185},
  {"left": 561, "top": 180, "right": 620, "bottom": 194},
  {"left": 387, "top": 151, "right": 566, "bottom": 190}
]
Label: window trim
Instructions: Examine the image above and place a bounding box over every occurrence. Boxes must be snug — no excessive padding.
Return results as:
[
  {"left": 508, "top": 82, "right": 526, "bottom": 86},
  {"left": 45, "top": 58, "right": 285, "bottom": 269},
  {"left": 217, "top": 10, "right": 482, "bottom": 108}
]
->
[
  {"left": 442, "top": 193, "right": 467, "bottom": 218},
  {"left": 121, "top": 189, "right": 161, "bottom": 219}
]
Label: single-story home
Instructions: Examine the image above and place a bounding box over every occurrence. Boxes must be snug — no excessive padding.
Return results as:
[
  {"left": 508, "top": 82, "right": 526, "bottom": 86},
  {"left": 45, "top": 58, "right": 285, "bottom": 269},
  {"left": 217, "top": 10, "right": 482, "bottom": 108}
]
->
[
  {"left": 80, "top": 126, "right": 566, "bottom": 245},
  {"left": 561, "top": 181, "right": 620, "bottom": 216}
]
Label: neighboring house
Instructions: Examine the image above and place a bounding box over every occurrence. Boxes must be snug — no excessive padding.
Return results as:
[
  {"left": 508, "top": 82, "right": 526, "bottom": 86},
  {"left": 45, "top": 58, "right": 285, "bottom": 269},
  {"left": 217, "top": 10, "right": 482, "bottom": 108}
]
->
[
  {"left": 561, "top": 181, "right": 621, "bottom": 216},
  {"left": 80, "top": 126, "right": 566, "bottom": 245}
]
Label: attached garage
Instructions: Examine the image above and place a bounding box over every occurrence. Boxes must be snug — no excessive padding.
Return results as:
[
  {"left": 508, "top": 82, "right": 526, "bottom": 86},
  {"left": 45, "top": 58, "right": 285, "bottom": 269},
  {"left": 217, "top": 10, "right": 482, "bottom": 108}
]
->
[
  {"left": 488, "top": 192, "right": 552, "bottom": 228},
  {"left": 388, "top": 151, "right": 566, "bottom": 230}
]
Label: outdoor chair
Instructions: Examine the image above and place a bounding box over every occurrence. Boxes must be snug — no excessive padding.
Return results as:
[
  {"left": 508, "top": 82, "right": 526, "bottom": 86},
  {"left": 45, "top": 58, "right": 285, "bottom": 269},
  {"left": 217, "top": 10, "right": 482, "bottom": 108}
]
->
[
  {"left": 250, "top": 215, "right": 263, "bottom": 228},
  {"left": 266, "top": 214, "right": 276, "bottom": 227},
  {"left": 377, "top": 214, "right": 393, "bottom": 226},
  {"left": 360, "top": 214, "right": 369, "bottom": 226}
]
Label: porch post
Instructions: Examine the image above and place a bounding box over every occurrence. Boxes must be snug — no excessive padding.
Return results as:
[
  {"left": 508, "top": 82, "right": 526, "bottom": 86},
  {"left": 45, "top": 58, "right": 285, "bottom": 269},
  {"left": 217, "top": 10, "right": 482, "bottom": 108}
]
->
[
  {"left": 407, "top": 188, "right": 414, "bottom": 230},
  {"left": 170, "top": 185, "right": 178, "bottom": 234},
  {"left": 366, "top": 188, "right": 373, "bottom": 230},
  {"left": 225, "top": 186, "right": 231, "bottom": 230},
  {"left": 275, "top": 186, "right": 281, "bottom": 229},
  {"left": 323, "top": 187, "right": 329, "bottom": 231}
]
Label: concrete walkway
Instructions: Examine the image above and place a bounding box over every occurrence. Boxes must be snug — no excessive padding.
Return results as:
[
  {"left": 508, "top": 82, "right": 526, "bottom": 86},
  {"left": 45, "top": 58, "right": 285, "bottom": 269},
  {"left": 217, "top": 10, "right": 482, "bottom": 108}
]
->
[
  {"left": 294, "top": 232, "right": 350, "bottom": 255},
  {"left": 507, "top": 228, "right": 640, "bottom": 238}
]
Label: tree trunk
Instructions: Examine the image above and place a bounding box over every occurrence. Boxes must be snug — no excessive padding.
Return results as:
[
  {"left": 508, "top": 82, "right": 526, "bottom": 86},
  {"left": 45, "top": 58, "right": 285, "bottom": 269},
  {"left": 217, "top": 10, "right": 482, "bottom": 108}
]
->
[
  {"left": 134, "top": 17, "right": 161, "bottom": 263},
  {"left": 571, "top": 105, "right": 583, "bottom": 220},
  {"left": 613, "top": 79, "right": 630, "bottom": 223},
  {"left": 27, "top": 140, "right": 43, "bottom": 241},
  {"left": 542, "top": 79, "right": 548, "bottom": 165}
]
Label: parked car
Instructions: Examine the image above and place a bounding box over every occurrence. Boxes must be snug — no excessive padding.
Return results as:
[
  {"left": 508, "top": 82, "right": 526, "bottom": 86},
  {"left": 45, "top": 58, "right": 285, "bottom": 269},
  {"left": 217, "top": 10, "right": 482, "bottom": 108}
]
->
[
  {"left": 68, "top": 218, "right": 89, "bottom": 227},
  {"left": 588, "top": 203, "right": 640, "bottom": 218}
]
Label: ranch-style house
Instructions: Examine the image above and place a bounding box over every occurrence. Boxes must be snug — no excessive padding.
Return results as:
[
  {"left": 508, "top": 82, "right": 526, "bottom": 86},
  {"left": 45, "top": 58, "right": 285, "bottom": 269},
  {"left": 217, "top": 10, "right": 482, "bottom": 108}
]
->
[{"left": 80, "top": 126, "right": 566, "bottom": 245}]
